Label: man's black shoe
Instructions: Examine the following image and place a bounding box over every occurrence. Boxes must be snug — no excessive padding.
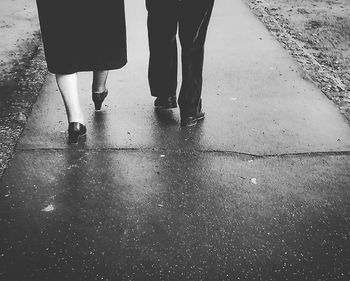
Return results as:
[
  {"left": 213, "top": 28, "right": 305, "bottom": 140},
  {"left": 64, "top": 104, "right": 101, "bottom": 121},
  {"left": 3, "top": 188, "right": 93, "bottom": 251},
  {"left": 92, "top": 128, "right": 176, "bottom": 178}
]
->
[
  {"left": 154, "top": 96, "right": 177, "bottom": 109},
  {"left": 180, "top": 111, "right": 205, "bottom": 127}
]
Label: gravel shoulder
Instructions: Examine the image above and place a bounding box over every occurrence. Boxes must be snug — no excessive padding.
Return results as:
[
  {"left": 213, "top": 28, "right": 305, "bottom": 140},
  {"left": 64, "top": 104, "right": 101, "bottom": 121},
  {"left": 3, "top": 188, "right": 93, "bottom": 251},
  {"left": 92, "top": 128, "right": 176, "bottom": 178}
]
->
[
  {"left": 0, "top": 0, "right": 47, "bottom": 177},
  {"left": 0, "top": 0, "right": 41, "bottom": 108}
]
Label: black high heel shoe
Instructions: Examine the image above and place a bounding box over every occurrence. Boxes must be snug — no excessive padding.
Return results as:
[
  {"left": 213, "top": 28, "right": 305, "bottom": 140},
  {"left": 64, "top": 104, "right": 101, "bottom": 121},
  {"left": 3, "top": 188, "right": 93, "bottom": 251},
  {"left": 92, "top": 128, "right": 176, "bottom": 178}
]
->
[
  {"left": 68, "top": 122, "right": 87, "bottom": 144},
  {"left": 92, "top": 90, "right": 108, "bottom": 111}
]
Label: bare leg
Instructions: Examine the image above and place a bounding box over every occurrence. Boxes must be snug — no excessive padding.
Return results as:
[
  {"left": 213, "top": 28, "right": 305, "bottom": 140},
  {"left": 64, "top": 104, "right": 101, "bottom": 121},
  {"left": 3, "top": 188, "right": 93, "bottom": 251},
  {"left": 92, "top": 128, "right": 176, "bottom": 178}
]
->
[
  {"left": 92, "top": 70, "right": 109, "bottom": 93},
  {"left": 56, "top": 73, "right": 85, "bottom": 124}
]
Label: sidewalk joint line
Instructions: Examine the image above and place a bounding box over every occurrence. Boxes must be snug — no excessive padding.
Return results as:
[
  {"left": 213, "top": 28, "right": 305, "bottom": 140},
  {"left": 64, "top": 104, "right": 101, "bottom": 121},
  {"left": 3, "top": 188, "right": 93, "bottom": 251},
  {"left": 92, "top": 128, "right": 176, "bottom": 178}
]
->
[{"left": 15, "top": 147, "right": 350, "bottom": 158}]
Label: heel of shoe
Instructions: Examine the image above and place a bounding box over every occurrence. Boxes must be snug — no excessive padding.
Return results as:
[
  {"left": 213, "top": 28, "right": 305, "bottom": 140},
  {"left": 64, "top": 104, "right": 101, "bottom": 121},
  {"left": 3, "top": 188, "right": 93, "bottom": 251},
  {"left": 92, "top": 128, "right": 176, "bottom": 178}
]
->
[
  {"left": 92, "top": 90, "right": 108, "bottom": 111},
  {"left": 68, "top": 122, "right": 87, "bottom": 144},
  {"left": 93, "top": 100, "right": 103, "bottom": 111},
  {"left": 68, "top": 131, "right": 86, "bottom": 144}
]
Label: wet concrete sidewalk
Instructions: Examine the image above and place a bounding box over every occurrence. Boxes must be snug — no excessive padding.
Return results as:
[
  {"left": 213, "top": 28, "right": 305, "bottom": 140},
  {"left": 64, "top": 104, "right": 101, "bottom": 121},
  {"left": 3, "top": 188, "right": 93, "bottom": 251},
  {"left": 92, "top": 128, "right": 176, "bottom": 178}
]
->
[{"left": 1, "top": 0, "right": 350, "bottom": 280}]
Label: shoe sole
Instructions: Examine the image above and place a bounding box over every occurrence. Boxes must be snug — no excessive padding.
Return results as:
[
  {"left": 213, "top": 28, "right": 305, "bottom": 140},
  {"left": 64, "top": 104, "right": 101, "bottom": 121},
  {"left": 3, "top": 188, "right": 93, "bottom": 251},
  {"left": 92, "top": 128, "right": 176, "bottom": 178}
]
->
[
  {"left": 154, "top": 104, "right": 177, "bottom": 109},
  {"left": 180, "top": 115, "right": 205, "bottom": 127}
]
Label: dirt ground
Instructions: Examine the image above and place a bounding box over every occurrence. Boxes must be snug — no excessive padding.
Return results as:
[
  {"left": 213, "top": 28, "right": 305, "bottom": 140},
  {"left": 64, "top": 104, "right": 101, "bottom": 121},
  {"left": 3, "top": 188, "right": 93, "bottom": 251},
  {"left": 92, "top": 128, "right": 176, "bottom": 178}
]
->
[
  {"left": 0, "top": 0, "right": 44, "bottom": 177},
  {"left": 244, "top": 0, "right": 350, "bottom": 121},
  {"left": 0, "top": 0, "right": 40, "bottom": 111}
]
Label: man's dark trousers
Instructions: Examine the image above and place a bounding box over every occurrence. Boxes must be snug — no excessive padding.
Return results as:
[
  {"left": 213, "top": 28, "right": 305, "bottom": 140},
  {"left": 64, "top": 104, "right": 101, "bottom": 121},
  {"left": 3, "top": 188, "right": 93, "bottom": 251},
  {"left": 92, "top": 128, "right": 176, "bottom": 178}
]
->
[{"left": 146, "top": 0, "right": 215, "bottom": 117}]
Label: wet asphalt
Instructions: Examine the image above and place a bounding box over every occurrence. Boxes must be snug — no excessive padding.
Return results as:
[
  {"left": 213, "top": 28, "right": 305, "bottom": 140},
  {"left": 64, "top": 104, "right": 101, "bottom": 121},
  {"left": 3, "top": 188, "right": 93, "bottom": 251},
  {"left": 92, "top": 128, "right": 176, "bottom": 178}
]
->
[{"left": 1, "top": 0, "right": 350, "bottom": 280}]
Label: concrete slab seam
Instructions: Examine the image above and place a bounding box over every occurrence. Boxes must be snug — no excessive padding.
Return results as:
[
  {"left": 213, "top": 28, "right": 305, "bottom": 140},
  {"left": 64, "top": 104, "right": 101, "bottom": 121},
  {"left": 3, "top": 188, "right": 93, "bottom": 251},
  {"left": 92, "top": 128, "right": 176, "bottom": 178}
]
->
[{"left": 14, "top": 147, "right": 350, "bottom": 159}]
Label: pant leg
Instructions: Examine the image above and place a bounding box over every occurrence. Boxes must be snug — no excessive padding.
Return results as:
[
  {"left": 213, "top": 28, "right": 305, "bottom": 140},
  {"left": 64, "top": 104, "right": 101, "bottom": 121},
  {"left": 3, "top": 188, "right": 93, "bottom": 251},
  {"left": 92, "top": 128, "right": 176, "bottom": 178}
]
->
[
  {"left": 146, "top": 0, "right": 179, "bottom": 98},
  {"left": 178, "top": 0, "right": 215, "bottom": 116}
]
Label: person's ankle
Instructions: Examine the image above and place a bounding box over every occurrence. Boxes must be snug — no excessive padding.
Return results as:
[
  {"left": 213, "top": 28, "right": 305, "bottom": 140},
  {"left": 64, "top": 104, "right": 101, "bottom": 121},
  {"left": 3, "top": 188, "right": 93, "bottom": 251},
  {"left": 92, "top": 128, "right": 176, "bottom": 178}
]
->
[
  {"left": 68, "top": 117, "right": 85, "bottom": 125},
  {"left": 92, "top": 87, "right": 107, "bottom": 94}
]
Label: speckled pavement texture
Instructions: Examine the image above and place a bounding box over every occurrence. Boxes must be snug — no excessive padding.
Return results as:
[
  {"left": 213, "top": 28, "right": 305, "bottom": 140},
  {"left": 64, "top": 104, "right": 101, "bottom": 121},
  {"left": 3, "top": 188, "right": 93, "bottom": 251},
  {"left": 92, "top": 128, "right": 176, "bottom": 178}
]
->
[
  {"left": 1, "top": 0, "right": 350, "bottom": 280},
  {"left": 1, "top": 151, "right": 350, "bottom": 280}
]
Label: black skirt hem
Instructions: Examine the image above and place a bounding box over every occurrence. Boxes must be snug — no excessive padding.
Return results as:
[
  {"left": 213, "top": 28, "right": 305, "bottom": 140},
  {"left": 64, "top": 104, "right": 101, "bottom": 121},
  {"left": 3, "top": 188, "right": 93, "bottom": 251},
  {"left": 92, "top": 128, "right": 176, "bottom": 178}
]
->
[{"left": 47, "top": 59, "right": 127, "bottom": 75}]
